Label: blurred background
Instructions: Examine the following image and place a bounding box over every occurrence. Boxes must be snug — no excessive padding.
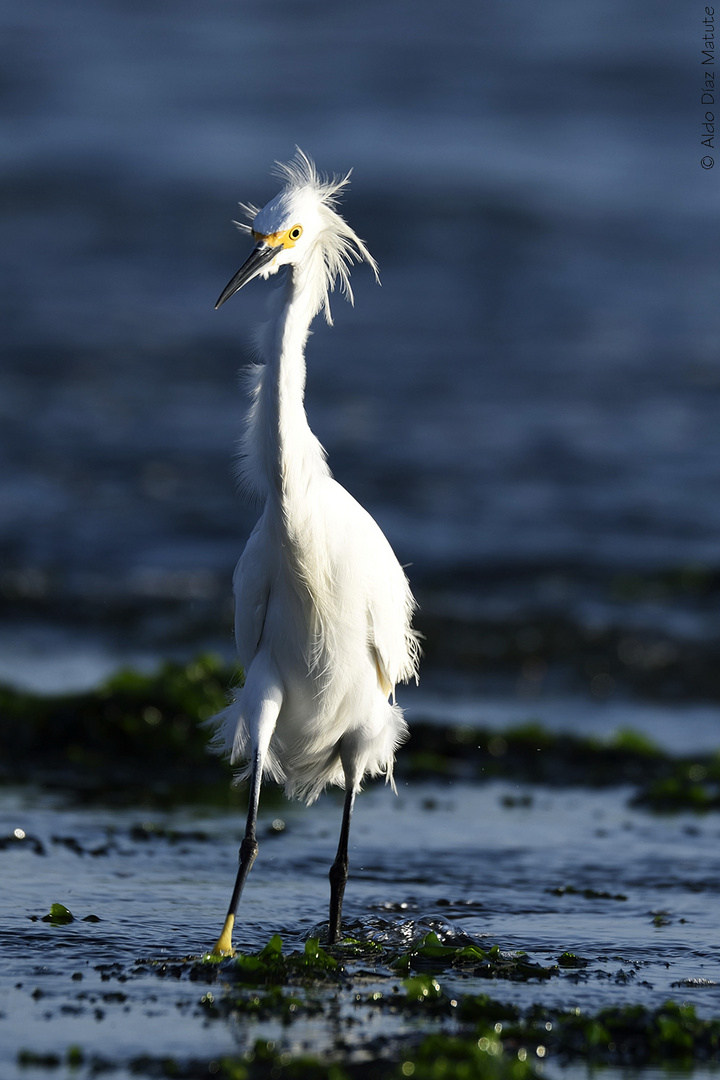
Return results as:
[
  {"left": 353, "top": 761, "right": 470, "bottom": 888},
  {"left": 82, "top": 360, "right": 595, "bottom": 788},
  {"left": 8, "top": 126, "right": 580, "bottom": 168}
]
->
[{"left": 1, "top": 1, "right": 717, "bottom": 737}]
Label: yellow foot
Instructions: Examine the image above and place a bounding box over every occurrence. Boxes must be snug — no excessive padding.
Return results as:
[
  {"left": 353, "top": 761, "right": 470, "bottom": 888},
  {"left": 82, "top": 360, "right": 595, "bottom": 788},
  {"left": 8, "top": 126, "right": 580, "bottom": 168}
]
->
[{"left": 212, "top": 913, "right": 236, "bottom": 957}]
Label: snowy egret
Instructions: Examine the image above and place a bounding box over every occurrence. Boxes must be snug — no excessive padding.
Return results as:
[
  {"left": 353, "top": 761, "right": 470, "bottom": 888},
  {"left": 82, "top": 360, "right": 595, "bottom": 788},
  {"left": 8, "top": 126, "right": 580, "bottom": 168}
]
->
[{"left": 209, "top": 151, "right": 420, "bottom": 955}]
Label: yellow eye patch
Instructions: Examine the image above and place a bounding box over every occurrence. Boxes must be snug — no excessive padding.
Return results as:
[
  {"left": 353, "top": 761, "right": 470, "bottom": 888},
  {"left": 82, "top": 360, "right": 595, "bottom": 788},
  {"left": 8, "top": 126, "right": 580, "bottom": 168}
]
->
[{"left": 252, "top": 224, "right": 303, "bottom": 249}]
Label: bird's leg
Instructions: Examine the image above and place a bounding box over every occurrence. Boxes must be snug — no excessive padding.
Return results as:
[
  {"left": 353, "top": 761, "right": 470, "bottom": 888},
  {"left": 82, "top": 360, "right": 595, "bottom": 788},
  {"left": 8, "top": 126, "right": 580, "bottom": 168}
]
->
[
  {"left": 212, "top": 750, "right": 263, "bottom": 956},
  {"left": 328, "top": 785, "right": 356, "bottom": 945}
]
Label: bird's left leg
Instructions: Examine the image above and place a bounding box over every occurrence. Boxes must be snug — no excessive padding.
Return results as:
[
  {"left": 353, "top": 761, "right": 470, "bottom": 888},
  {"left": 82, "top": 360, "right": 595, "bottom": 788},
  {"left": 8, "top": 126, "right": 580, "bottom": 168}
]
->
[
  {"left": 212, "top": 687, "right": 281, "bottom": 956},
  {"left": 328, "top": 782, "right": 356, "bottom": 945}
]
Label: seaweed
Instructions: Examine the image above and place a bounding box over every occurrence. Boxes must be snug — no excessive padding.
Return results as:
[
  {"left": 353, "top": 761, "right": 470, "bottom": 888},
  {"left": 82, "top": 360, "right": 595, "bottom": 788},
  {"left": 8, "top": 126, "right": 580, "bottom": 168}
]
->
[
  {"left": 223, "top": 935, "right": 339, "bottom": 985},
  {"left": 41, "top": 902, "right": 74, "bottom": 925},
  {"left": 390, "top": 932, "right": 557, "bottom": 981},
  {"left": 14, "top": 927, "right": 720, "bottom": 1079},
  {"left": 0, "top": 655, "right": 718, "bottom": 811},
  {"left": 0, "top": 655, "right": 235, "bottom": 801}
]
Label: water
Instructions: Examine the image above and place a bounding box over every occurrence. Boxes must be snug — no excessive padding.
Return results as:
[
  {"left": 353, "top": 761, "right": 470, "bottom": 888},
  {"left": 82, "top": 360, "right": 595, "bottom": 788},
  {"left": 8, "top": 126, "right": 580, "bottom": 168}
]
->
[
  {"left": 1, "top": 2, "right": 715, "bottom": 616},
  {"left": 1, "top": 781, "right": 718, "bottom": 1078},
  {"left": 1, "top": 4, "right": 718, "bottom": 1074}
]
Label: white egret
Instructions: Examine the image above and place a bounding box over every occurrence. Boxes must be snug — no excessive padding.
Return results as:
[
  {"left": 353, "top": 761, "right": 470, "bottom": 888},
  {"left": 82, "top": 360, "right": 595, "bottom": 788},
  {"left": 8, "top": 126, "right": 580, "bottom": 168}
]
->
[{"left": 209, "top": 150, "right": 420, "bottom": 955}]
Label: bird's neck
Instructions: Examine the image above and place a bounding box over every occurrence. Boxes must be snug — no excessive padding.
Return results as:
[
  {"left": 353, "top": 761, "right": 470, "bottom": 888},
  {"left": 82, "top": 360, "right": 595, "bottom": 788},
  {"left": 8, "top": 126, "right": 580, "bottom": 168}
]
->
[{"left": 251, "top": 268, "right": 330, "bottom": 512}]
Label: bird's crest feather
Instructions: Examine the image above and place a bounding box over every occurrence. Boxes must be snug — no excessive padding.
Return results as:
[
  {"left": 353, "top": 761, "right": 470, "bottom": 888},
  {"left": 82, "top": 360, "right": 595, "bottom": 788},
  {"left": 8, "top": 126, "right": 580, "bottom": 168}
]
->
[{"left": 237, "top": 148, "right": 379, "bottom": 324}]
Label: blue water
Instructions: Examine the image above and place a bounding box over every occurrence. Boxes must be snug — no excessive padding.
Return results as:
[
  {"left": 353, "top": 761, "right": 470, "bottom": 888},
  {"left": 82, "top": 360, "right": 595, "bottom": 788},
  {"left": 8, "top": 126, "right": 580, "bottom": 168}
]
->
[
  {"left": 1, "top": 781, "right": 718, "bottom": 1079},
  {"left": 1, "top": 1, "right": 715, "bottom": 600},
  {"left": 1, "top": 12, "right": 719, "bottom": 1075}
]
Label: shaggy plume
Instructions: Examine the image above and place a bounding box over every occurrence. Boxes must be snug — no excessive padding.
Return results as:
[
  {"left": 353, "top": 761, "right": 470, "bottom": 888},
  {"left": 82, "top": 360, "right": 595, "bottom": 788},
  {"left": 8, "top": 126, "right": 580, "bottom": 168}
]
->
[{"left": 236, "top": 148, "right": 379, "bottom": 324}]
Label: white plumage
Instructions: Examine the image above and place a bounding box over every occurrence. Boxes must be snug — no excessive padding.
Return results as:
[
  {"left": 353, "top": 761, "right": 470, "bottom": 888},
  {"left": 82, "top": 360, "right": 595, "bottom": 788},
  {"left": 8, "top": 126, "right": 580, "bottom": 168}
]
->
[{"left": 209, "top": 151, "right": 419, "bottom": 954}]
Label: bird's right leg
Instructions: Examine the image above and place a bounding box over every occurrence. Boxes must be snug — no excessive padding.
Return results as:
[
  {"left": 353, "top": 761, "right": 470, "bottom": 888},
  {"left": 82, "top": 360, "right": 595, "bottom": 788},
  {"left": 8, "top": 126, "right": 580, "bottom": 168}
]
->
[
  {"left": 328, "top": 735, "right": 362, "bottom": 945},
  {"left": 212, "top": 748, "right": 263, "bottom": 956},
  {"left": 212, "top": 688, "right": 281, "bottom": 956},
  {"left": 328, "top": 784, "right": 356, "bottom": 945}
]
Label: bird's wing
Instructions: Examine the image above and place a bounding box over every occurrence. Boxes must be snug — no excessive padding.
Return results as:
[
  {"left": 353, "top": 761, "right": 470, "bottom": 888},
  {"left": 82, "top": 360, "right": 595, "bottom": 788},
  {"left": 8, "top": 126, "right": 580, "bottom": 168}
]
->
[
  {"left": 366, "top": 558, "right": 418, "bottom": 700},
  {"left": 232, "top": 514, "right": 273, "bottom": 669},
  {"left": 371, "top": 645, "right": 394, "bottom": 701},
  {"left": 325, "top": 481, "right": 419, "bottom": 699}
]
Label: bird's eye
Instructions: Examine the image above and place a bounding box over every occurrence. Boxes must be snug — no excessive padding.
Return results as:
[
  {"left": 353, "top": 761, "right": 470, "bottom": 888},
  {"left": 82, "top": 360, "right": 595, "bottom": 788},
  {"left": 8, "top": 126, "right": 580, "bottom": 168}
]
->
[{"left": 288, "top": 225, "right": 303, "bottom": 241}]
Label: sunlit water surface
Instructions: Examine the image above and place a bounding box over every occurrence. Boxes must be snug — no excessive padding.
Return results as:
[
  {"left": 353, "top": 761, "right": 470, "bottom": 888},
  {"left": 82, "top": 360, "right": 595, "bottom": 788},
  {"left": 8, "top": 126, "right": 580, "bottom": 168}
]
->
[{"left": 1, "top": 780, "right": 718, "bottom": 1079}]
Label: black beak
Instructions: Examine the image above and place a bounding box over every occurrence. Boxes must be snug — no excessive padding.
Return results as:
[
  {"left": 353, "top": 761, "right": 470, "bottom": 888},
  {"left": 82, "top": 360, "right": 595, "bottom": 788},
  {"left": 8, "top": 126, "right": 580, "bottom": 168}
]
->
[{"left": 215, "top": 244, "right": 280, "bottom": 309}]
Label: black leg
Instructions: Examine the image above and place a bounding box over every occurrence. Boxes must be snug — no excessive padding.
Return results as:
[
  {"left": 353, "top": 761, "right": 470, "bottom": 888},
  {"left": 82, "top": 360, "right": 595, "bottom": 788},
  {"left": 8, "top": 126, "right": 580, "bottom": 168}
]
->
[
  {"left": 328, "top": 785, "right": 355, "bottom": 944},
  {"left": 212, "top": 750, "right": 263, "bottom": 955}
]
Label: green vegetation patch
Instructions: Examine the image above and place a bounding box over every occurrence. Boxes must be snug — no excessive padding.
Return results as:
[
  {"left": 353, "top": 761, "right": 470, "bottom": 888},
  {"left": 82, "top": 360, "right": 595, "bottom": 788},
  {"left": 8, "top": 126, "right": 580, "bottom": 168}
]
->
[
  {"left": 225, "top": 935, "right": 339, "bottom": 985},
  {"left": 632, "top": 758, "right": 720, "bottom": 812},
  {"left": 542, "top": 1000, "right": 720, "bottom": 1065},
  {"left": 364, "top": 992, "right": 720, "bottom": 1070},
  {"left": 194, "top": 939, "right": 720, "bottom": 1069},
  {"left": 548, "top": 885, "right": 627, "bottom": 901},
  {"left": 199, "top": 933, "right": 557, "bottom": 989},
  {"left": 68, "top": 1033, "right": 540, "bottom": 1080},
  {"left": 121, "top": 989, "right": 720, "bottom": 1079},
  {"left": 405, "top": 721, "right": 720, "bottom": 811},
  {"left": 1, "top": 655, "right": 718, "bottom": 810},
  {"left": 41, "top": 902, "right": 74, "bottom": 925},
  {"left": 0, "top": 655, "right": 236, "bottom": 801},
  {"left": 18, "top": 940, "right": 720, "bottom": 1080},
  {"left": 391, "top": 932, "right": 557, "bottom": 981}
]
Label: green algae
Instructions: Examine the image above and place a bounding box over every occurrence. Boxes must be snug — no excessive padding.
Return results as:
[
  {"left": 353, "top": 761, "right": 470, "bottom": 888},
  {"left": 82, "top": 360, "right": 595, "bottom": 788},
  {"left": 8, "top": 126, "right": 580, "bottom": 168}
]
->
[
  {"left": 41, "top": 902, "right": 74, "bottom": 925},
  {"left": 364, "top": 990, "right": 720, "bottom": 1070},
  {"left": 403, "top": 974, "right": 445, "bottom": 1003},
  {"left": 13, "top": 929, "right": 720, "bottom": 1078},
  {"left": 17, "top": 1048, "right": 63, "bottom": 1068},
  {"left": 391, "top": 1031, "right": 537, "bottom": 1080},
  {"left": 197, "top": 935, "right": 339, "bottom": 987},
  {"left": 556, "top": 952, "right": 589, "bottom": 969},
  {"left": 548, "top": 885, "right": 627, "bottom": 901},
  {"left": 134, "top": 983, "right": 720, "bottom": 1079},
  {"left": 405, "top": 723, "right": 720, "bottom": 812},
  {"left": 32, "top": 1032, "right": 539, "bottom": 1079},
  {"left": 0, "top": 654, "right": 718, "bottom": 810},
  {"left": 390, "top": 932, "right": 557, "bottom": 981},
  {"left": 230, "top": 935, "right": 338, "bottom": 984},
  {"left": 632, "top": 757, "right": 720, "bottom": 812},
  {"left": 540, "top": 1001, "right": 720, "bottom": 1065},
  {"left": 226, "top": 933, "right": 555, "bottom": 984},
  {"left": 392, "top": 931, "right": 491, "bottom": 970},
  {"left": 404, "top": 721, "right": 665, "bottom": 788},
  {"left": 199, "top": 985, "right": 311, "bottom": 1023},
  {"left": 192, "top": 938, "right": 720, "bottom": 1069},
  {"left": 0, "top": 655, "right": 236, "bottom": 800}
]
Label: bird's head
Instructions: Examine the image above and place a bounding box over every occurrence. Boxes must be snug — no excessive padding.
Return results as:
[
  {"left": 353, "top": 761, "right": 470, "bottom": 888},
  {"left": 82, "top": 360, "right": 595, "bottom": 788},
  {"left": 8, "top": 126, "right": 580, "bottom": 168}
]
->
[{"left": 215, "top": 149, "right": 379, "bottom": 324}]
